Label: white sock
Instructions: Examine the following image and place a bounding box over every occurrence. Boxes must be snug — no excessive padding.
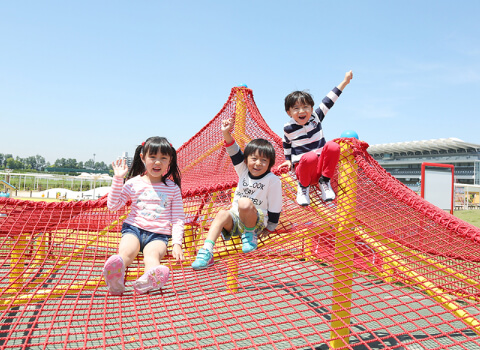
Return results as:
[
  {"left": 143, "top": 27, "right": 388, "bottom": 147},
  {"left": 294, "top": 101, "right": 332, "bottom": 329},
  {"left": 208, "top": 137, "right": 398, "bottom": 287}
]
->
[{"left": 203, "top": 239, "right": 215, "bottom": 253}]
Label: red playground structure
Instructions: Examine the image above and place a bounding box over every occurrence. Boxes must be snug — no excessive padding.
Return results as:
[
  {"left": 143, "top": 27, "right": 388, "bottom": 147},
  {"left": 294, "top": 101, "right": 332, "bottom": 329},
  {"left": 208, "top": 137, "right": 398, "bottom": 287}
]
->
[{"left": 1, "top": 86, "right": 480, "bottom": 349}]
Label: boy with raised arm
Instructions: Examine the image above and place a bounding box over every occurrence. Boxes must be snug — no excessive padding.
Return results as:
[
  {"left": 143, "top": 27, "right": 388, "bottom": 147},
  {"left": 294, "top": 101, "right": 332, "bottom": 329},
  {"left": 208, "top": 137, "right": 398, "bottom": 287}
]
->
[
  {"left": 192, "top": 118, "right": 282, "bottom": 270},
  {"left": 279, "top": 70, "right": 353, "bottom": 206}
]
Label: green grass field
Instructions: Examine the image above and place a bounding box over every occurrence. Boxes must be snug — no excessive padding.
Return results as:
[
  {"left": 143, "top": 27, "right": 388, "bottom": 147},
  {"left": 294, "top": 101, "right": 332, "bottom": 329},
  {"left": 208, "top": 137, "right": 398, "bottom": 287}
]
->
[{"left": 454, "top": 209, "right": 480, "bottom": 228}]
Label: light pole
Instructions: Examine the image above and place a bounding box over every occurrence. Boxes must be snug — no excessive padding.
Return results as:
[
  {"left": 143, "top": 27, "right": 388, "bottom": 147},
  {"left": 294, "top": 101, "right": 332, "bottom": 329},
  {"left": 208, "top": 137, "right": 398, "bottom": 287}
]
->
[{"left": 93, "top": 154, "right": 96, "bottom": 199}]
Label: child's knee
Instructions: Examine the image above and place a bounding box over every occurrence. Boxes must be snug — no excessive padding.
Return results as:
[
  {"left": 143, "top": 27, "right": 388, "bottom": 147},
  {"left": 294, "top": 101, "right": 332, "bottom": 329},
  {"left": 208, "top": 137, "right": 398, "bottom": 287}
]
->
[
  {"left": 325, "top": 141, "right": 340, "bottom": 155},
  {"left": 299, "top": 151, "right": 318, "bottom": 165},
  {"left": 216, "top": 209, "right": 231, "bottom": 221},
  {"left": 237, "top": 198, "right": 255, "bottom": 212}
]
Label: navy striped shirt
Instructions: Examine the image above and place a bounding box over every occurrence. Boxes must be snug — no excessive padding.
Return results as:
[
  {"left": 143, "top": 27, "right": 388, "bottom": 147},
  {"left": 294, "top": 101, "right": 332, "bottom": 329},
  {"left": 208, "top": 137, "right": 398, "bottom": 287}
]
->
[{"left": 283, "top": 87, "right": 342, "bottom": 164}]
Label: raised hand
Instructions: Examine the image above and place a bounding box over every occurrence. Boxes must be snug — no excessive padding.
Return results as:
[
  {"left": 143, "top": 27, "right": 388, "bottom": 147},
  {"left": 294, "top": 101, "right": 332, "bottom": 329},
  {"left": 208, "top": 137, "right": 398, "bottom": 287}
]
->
[
  {"left": 221, "top": 118, "right": 234, "bottom": 133},
  {"left": 344, "top": 70, "right": 353, "bottom": 84},
  {"left": 338, "top": 70, "right": 353, "bottom": 91},
  {"left": 111, "top": 158, "right": 129, "bottom": 178},
  {"left": 221, "top": 118, "right": 234, "bottom": 144}
]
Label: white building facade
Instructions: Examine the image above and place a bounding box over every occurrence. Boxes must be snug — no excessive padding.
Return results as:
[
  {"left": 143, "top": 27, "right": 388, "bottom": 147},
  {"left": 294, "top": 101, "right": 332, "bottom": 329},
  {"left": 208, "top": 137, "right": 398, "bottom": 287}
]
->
[{"left": 367, "top": 138, "right": 480, "bottom": 191}]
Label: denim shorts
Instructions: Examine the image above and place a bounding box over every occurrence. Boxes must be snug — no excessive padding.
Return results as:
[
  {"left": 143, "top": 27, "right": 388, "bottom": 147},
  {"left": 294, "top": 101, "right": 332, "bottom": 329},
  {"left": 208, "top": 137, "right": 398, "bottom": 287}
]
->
[
  {"left": 221, "top": 209, "right": 265, "bottom": 241},
  {"left": 121, "top": 223, "right": 170, "bottom": 252}
]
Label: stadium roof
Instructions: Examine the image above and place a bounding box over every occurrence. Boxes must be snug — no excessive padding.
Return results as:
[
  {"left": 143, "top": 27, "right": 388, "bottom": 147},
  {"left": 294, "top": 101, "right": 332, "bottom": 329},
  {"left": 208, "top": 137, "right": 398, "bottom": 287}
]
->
[{"left": 367, "top": 138, "right": 480, "bottom": 155}]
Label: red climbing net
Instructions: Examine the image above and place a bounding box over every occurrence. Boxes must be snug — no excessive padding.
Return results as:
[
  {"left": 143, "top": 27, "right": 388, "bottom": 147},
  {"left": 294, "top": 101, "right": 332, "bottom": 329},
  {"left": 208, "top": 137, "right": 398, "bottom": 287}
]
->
[{"left": 1, "top": 86, "right": 480, "bottom": 349}]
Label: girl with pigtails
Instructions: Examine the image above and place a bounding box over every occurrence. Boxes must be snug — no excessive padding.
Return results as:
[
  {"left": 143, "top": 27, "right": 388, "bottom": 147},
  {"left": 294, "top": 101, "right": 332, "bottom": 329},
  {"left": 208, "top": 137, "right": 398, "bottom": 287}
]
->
[{"left": 103, "top": 136, "right": 184, "bottom": 295}]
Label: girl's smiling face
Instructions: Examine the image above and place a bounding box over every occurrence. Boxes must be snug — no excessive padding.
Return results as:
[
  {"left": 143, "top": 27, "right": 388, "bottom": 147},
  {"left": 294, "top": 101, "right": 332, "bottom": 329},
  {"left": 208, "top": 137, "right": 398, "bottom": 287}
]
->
[{"left": 141, "top": 151, "right": 171, "bottom": 183}]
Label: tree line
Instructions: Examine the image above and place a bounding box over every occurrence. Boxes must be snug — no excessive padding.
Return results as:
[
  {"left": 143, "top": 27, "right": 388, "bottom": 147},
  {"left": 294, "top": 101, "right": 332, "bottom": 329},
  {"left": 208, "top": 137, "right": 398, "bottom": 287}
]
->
[{"left": 0, "top": 153, "right": 111, "bottom": 172}]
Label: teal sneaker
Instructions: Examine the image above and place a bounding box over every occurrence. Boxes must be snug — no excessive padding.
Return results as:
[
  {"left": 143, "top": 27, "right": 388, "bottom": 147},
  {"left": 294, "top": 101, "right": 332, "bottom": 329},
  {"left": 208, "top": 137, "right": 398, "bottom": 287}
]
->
[
  {"left": 241, "top": 231, "right": 257, "bottom": 253},
  {"left": 192, "top": 248, "right": 214, "bottom": 270}
]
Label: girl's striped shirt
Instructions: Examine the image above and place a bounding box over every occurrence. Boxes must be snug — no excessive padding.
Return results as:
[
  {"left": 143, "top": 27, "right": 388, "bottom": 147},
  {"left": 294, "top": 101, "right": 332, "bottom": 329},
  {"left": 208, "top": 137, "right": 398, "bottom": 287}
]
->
[{"left": 107, "top": 175, "right": 185, "bottom": 246}]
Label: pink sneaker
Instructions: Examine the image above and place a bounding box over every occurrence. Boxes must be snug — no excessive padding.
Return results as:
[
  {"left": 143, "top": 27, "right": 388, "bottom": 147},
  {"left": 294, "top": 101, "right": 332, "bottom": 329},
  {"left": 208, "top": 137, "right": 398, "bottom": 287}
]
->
[
  {"left": 102, "top": 255, "right": 125, "bottom": 295},
  {"left": 133, "top": 265, "right": 170, "bottom": 294}
]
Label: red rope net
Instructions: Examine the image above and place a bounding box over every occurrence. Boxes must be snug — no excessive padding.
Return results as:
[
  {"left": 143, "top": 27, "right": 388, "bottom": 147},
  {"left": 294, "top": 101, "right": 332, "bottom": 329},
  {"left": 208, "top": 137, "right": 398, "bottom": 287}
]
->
[{"left": 1, "top": 86, "right": 480, "bottom": 349}]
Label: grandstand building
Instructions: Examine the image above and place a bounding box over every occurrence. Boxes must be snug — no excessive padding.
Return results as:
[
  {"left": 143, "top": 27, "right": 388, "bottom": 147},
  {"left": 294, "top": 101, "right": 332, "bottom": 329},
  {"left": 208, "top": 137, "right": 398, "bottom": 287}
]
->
[{"left": 367, "top": 138, "right": 480, "bottom": 190}]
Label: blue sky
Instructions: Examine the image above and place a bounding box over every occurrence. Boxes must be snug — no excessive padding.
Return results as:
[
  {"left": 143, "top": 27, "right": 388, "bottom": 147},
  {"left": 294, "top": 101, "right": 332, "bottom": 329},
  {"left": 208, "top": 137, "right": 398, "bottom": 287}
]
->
[{"left": 1, "top": 1, "right": 479, "bottom": 164}]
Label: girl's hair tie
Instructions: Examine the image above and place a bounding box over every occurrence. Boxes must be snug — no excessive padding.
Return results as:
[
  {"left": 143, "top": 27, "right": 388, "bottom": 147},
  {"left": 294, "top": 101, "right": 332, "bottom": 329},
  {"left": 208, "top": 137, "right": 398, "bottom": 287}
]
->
[{"left": 141, "top": 142, "right": 145, "bottom": 146}]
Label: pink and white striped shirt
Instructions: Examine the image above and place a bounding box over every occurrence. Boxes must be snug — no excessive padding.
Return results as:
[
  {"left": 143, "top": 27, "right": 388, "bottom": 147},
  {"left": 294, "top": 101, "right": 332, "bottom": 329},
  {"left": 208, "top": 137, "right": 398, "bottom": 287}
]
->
[{"left": 107, "top": 175, "right": 185, "bottom": 246}]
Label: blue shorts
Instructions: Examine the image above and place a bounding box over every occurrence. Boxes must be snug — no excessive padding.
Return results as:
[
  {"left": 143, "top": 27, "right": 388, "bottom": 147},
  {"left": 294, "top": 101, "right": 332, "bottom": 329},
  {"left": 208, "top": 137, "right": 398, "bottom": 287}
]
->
[
  {"left": 221, "top": 209, "right": 265, "bottom": 241},
  {"left": 121, "top": 223, "right": 170, "bottom": 253}
]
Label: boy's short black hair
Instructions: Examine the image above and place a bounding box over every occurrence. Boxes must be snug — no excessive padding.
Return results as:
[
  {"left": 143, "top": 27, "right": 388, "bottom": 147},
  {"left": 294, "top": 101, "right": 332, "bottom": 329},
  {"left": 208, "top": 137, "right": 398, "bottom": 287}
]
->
[
  {"left": 284, "top": 91, "right": 315, "bottom": 112},
  {"left": 244, "top": 138, "right": 276, "bottom": 171}
]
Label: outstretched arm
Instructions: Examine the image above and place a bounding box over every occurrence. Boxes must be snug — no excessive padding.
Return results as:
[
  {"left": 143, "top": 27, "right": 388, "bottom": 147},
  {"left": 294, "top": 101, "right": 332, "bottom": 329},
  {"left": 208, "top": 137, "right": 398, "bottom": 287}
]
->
[{"left": 337, "top": 70, "right": 353, "bottom": 91}]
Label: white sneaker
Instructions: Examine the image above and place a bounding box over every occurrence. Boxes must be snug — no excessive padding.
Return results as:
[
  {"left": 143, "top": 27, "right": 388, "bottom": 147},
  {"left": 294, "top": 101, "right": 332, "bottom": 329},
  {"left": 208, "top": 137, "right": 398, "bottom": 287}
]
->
[
  {"left": 319, "top": 180, "right": 335, "bottom": 201},
  {"left": 296, "top": 183, "right": 310, "bottom": 206}
]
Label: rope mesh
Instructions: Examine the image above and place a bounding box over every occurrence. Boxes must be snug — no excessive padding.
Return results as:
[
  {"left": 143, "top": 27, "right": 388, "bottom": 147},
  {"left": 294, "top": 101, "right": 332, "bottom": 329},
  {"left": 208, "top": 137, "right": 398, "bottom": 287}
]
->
[{"left": 1, "top": 86, "right": 480, "bottom": 349}]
